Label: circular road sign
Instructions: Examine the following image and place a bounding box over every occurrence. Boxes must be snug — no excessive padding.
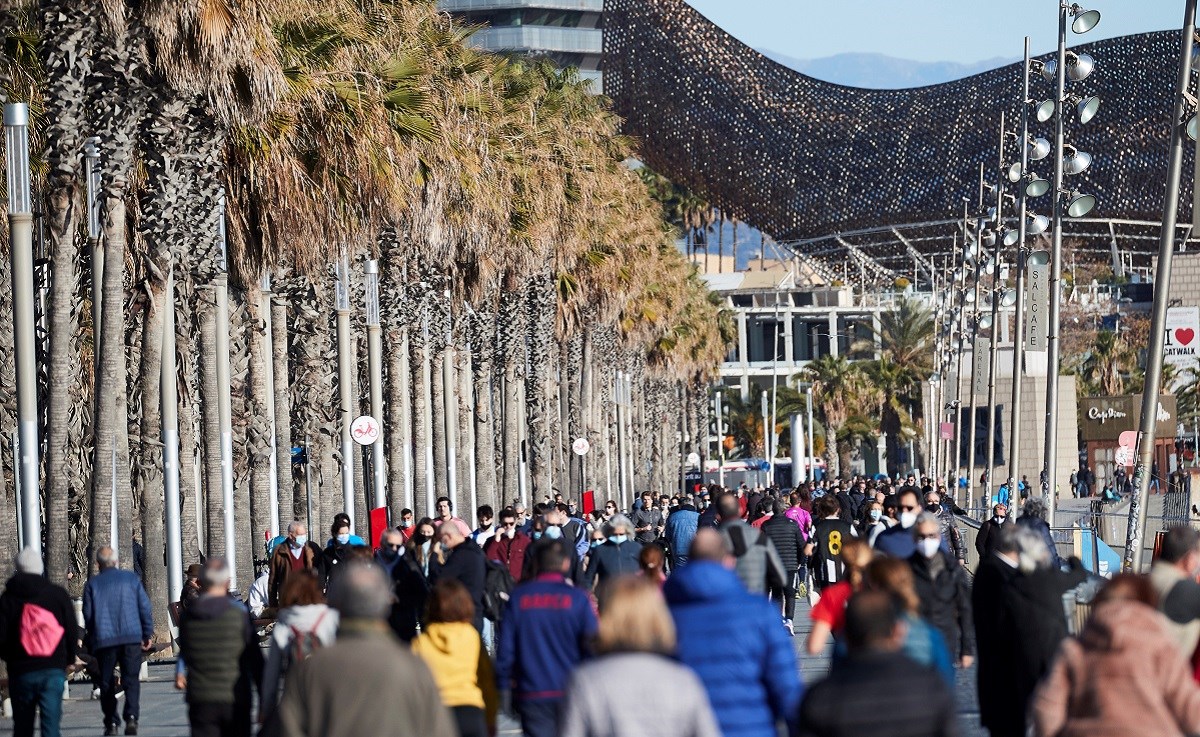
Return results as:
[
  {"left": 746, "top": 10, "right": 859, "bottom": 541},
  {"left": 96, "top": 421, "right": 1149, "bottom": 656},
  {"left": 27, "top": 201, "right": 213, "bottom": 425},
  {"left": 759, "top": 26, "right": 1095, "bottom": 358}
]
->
[
  {"left": 572, "top": 438, "right": 590, "bottom": 456},
  {"left": 351, "top": 415, "right": 380, "bottom": 446}
]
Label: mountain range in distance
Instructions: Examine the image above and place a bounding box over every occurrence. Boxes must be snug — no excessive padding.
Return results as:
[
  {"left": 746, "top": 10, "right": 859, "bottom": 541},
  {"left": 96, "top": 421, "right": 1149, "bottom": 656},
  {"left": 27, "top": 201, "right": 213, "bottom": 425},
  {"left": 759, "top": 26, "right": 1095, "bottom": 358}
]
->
[{"left": 759, "top": 49, "right": 1017, "bottom": 89}]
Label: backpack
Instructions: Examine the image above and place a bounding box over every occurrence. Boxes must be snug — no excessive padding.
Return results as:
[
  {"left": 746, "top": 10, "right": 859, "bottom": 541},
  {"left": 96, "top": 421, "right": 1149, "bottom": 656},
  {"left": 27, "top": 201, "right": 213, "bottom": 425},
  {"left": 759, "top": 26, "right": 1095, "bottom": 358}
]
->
[
  {"left": 482, "top": 560, "right": 516, "bottom": 622},
  {"left": 20, "top": 603, "right": 64, "bottom": 658},
  {"left": 288, "top": 610, "right": 328, "bottom": 666},
  {"left": 727, "top": 524, "right": 785, "bottom": 590}
]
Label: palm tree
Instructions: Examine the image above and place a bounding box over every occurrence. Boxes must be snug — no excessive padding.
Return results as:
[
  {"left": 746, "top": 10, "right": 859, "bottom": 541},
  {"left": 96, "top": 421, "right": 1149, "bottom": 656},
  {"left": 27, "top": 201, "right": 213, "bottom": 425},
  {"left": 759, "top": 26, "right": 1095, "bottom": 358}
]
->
[
  {"left": 1080, "top": 329, "right": 1138, "bottom": 396},
  {"left": 798, "top": 355, "right": 882, "bottom": 479}
]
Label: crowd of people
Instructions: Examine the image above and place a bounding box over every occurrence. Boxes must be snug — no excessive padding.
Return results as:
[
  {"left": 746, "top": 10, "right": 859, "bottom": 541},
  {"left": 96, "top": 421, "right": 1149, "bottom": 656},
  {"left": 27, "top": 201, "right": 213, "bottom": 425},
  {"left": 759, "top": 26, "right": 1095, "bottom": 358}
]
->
[{"left": 6, "top": 475, "right": 1200, "bottom": 737}]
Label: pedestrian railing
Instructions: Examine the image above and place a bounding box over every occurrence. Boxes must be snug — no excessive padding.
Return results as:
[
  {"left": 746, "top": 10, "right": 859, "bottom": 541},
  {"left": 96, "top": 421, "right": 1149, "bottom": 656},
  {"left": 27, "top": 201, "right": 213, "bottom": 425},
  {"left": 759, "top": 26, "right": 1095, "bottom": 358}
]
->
[{"left": 1062, "top": 576, "right": 1105, "bottom": 636}]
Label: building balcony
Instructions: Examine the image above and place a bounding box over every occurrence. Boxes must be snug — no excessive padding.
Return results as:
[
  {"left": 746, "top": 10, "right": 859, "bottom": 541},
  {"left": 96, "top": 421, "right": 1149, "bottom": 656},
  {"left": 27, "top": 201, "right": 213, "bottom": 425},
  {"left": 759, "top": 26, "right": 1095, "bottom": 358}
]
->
[
  {"left": 466, "top": 25, "right": 603, "bottom": 55},
  {"left": 440, "top": 0, "right": 602, "bottom": 10}
]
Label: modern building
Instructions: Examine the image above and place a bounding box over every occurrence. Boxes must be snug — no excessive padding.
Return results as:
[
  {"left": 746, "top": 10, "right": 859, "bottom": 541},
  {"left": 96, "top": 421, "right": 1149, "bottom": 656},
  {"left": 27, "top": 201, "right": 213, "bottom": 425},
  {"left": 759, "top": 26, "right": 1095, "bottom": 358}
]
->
[{"left": 437, "top": 0, "right": 604, "bottom": 90}]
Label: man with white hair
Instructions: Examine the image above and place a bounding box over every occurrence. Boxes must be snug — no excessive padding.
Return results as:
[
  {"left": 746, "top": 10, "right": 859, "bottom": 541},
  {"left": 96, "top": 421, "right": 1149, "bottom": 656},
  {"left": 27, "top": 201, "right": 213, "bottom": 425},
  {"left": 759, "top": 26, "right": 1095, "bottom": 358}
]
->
[
  {"left": 907, "top": 513, "right": 974, "bottom": 671},
  {"left": 83, "top": 546, "right": 153, "bottom": 736},
  {"left": 279, "top": 563, "right": 456, "bottom": 737},
  {"left": 176, "top": 558, "right": 262, "bottom": 737},
  {"left": 0, "top": 548, "right": 77, "bottom": 737},
  {"left": 268, "top": 520, "right": 326, "bottom": 608},
  {"left": 582, "top": 513, "right": 641, "bottom": 592}
]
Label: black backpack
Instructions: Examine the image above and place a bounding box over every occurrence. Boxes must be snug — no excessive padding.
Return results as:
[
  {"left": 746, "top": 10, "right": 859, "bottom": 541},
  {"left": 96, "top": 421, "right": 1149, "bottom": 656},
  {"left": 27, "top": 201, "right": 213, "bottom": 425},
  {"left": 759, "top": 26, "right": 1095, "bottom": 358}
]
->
[{"left": 482, "top": 560, "right": 516, "bottom": 622}]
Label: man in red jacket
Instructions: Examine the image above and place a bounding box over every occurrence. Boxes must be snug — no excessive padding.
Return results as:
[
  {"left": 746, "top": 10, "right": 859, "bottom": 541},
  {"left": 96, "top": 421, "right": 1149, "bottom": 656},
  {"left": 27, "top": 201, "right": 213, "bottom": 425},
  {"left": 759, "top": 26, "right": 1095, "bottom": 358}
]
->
[{"left": 485, "top": 508, "right": 531, "bottom": 581}]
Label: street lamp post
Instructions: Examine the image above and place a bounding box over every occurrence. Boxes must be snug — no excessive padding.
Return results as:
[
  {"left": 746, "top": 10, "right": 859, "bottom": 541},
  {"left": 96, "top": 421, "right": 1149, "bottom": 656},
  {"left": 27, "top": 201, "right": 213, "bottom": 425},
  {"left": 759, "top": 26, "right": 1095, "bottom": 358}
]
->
[
  {"left": 215, "top": 191, "right": 237, "bottom": 590},
  {"left": 5, "top": 103, "right": 40, "bottom": 555},
  {"left": 161, "top": 261, "right": 183, "bottom": 605},
  {"left": 365, "top": 260, "right": 387, "bottom": 512},
  {"left": 1008, "top": 37, "right": 1034, "bottom": 508},
  {"left": 1126, "top": 0, "right": 1194, "bottom": 572},
  {"left": 335, "top": 250, "right": 356, "bottom": 532},
  {"left": 983, "top": 115, "right": 1007, "bottom": 507}
]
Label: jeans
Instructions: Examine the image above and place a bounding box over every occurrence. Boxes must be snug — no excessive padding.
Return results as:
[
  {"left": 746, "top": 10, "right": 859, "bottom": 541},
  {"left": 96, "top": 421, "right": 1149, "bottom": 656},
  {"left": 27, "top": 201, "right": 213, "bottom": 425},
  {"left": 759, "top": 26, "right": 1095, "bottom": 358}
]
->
[
  {"left": 770, "top": 570, "right": 798, "bottom": 621},
  {"left": 188, "top": 701, "right": 252, "bottom": 737},
  {"left": 11, "top": 668, "right": 65, "bottom": 737},
  {"left": 517, "top": 698, "right": 560, "bottom": 737},
  {"left": 95, "top": 643, "right": 142, "bottom": 727},
  {"left": 451, "top": 705, "right": 488, "bottom": 737}
]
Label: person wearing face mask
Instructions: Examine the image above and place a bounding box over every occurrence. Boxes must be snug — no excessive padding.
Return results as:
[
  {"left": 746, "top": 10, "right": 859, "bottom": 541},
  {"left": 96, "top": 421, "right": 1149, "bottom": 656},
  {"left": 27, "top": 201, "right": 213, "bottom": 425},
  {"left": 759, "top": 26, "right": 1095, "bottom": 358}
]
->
[
  {"left": 324, "top": 512, "right": 366, "bottom": 548},
  {"left": 872, "top": 486, "right": 948, "bottom": 560},
  {"left": 583, "top": 514, "right": 641, "bottom": 594},
  {"left": 976, "top": 504, "right": 1012, "bottom": 559},
  {"left": 923, "top": 491, "right": 966, "bottom": 568},
  {"left": 864, "top": 501, "right": 888, "bottom": 547},
  {"left": 396, "top": 508, "right": 416, "bottom": 541},
  {"left": 268, "top": 521, "right": 327, "bottom": 608},
  {"left": 323, "top": 521, "right": 359, "bottom": 588},
  {"left": 428, "top": 524, "right": 488, "bottom": 632},
  {"left": 907, "top": 513, "right": 974, "bottom": 671}
]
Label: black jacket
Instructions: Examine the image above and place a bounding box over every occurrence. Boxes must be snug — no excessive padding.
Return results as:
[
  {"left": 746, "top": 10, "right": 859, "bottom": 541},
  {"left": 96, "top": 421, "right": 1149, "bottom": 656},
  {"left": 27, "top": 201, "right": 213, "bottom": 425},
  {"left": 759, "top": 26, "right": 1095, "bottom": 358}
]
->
[
  {"left": 797, "top": 651, "right": 957, "bottom": 737},
  {"left": 428, "top": 537, "right": 487, "bottom": 631},
  {"left": 381, "top": 552, "right": 429, "bottom": 642},
  {"left": 975, "top": 517, "right": 1010, "bottom": 558},
  {"left": 761, "top": 515, "right": 805, "bottom": 573},
  {"left": 178, "top": 594, "right": 263, "bottom": 705},
  {"left": 909, "top": 550, "right": 975, "bottom": 659},
  {"left": 0, "top": 573, "right": 78, "bottom": 677},
  {"left": 973, "top": 554, "right": 1086, "bottom": 734}
]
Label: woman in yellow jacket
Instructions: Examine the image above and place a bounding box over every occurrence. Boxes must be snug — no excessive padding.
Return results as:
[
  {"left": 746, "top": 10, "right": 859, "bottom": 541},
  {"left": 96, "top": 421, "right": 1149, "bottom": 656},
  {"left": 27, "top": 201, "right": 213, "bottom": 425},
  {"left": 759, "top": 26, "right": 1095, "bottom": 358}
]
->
[{"left": 412, "top": 579, "right": 499, "bottom": 737}]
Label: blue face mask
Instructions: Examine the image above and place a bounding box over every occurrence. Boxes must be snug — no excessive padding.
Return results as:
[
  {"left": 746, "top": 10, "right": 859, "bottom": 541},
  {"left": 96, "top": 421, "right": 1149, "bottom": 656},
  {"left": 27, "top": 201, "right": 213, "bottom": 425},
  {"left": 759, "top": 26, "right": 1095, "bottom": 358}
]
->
[
  {"left": 544, "top": 525, "right": 563, "bottom": 540},
  {"left": 607, "top": 534, "right": 625, "bottom": 545},
  {"left": 590, "top": 540, "right": 604, "bottom": 549},
  {"left": 336, "top": 533, "right": 350, "bottom": 545}
]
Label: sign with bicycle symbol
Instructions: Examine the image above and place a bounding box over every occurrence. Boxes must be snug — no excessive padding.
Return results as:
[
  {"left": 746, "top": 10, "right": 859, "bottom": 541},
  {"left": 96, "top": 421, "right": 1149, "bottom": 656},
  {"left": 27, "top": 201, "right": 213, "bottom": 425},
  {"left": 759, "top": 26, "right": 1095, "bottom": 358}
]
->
[{"left": 351, "top": 415, "right": 380, "bottom": 446}]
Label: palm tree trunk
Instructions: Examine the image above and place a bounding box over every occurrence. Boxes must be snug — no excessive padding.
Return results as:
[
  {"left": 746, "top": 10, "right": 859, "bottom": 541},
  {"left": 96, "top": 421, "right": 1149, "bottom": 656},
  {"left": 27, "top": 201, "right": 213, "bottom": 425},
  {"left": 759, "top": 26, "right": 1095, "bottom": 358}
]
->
[
  {"left": 42, "top": 0, "right": 93, "bottom": 586},
  {"left": 411, "top": 298, "right": 433, "bottom": 517},
  {"left": 525, "top": 273, "right": 553, "bottom": 502},
  {"left": 386, "top": 326, "right": 412, "bottom": 519},
  {"left": 136, "top": 284, "right": 168, "bottom": 634},
  {"left": 499, "top": 287, "right": 524, "bottom": 507},
  {"left": 176, "top": 282, "right": 201, "bottom": 561},
  {"left": 470, "top": 309, "right": 498, "bottom": 512},
  {"left": 198, "top": 290, "right": 224, "bottom": 556},
  {"left": 270, "top": 294, "right": 294, "bottom": 521},
  {"left": 566, "top": 333, "right": 584, "bottom": 499},
  {"left": 456, "top": 329, "right": 475, "bottom": 516},
  {"left": 430, "top": 301, "right": 449, "bottom": 505},
  {"left": 246, "top": 282, "right": 274, "bottom": 569}
]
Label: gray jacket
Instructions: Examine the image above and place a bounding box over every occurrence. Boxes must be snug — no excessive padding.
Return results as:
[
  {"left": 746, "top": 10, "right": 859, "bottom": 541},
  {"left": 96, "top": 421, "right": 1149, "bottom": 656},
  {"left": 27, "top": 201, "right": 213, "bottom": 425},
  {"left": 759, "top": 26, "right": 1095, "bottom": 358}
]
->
[
  {"left": 718, "top": 519, "right": 786, "bottom": 595},
  {"left": 560, "top": 652, "right": 722, "bottom": 737},
  {"left": 933, "top": 508, "right": 966, "bottom": 562}
]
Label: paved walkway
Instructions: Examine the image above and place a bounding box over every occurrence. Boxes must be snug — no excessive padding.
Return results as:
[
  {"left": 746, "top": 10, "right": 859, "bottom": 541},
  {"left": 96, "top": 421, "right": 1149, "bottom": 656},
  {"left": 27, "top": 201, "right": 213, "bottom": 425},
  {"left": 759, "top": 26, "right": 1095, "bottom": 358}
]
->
[{"left": 31, "top": 596, "right": 987, "bottom": 737}]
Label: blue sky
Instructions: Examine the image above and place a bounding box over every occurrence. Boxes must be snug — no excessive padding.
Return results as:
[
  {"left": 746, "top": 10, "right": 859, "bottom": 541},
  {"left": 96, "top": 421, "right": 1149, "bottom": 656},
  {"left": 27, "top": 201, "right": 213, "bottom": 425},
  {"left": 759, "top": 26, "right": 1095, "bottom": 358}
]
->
[{"left": 684, "top": 1, "right": 1181, "bottom": 63}]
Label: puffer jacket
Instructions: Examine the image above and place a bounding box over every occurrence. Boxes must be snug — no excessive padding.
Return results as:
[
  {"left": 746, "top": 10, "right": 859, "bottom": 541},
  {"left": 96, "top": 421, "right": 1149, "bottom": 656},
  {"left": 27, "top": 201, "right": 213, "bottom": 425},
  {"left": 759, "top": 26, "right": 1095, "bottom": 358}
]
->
[
  {"left": 664, "top": 505, "right": 700, "bottom": 568},
  {"left": 760, "top": 515, "right": 804, "bottom": 574},
  {"left": 82, "top": 567, "right": 153, "bottom": 650},
  {"left": 908, "top": 550, "right": 975, "bottom": 659},
  {"left": 1033, "top": 599, "right": 1200, "bottom": 737},
  {"left": 930, "top": 508, "right": 966, "bottom": 562},
  {"left": 664, "top": 561, "right": 802, "bottom": 737},
  {"left": 719, "top": 519, "right": 786, "bottom": 595}
]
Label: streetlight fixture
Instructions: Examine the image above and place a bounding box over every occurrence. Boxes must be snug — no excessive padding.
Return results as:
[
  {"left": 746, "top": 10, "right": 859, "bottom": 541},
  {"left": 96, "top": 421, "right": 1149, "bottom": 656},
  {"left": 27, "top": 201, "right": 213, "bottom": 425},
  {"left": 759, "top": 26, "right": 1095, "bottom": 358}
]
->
[
  {"left": 4, "top": 103, "right": 40, "bottom": 554},
  {"left": 1062, "top": 145, "right": 1093, "bottom": 175},
  {"left": 1065, "top": 190, "right": 1098, "bottom": 217}
]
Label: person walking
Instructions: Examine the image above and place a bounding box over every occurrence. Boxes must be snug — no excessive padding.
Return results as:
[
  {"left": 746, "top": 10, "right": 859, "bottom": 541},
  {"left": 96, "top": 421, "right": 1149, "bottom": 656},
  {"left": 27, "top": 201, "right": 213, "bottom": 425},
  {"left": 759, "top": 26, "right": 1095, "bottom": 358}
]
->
[
  {"left": 808, "top": 495, "right": 856, "bottom": 594},
  {"left": 872, "top": 486, "right": 925, "bottom": 559},
  {"left": 1016, "top": 498, "right": 1062, "bottom": 570},
  {"left": 863, "top": 557, "right": 954, "bottom": 686},
  {"left": 796, "top": 590, "right": 957, "bottom": 737},
  {"left": 632, "top": 492, "right": 664, "bottom": 545},
  {"left": 485, "top": 508, "right": 532, "bottom": 582},
  {"left": 175, "top": 559, "right": 263, "bottom": 737},
  {"left": 412, "top": 580, "right": 499, "bottom": 737},
  {"left": 583, "top": 514, "right": 641, "bottom": 593},
  {"left": 268, "top": 521, "right": 326, "bottom": 608},
  {"left": 496, "top": 543, "right": 598, "bottom": 737},
  {"left": 975, "top": 504, "right": 1011, "bottom": 559},
  {"left": 1149, "top": 525, "right": 1200, "bottom": 655},
  {"left": 322, "top": 519, "right": 357, "bottom": 588},
  {"left": 471, "top": 505, "right": 497, "bottom": 549},
  {"left": 973, "top": 526, "right": 1085, "bottom": 737},
  {"left": 664, "top": 493, "right": 700, "bottom": 570},
  {"left": 715, "top": 492, "right": 786, "bottom": 596},
  {"left": 924, "top": 491, "right": 965, "bottom": 567},
  {"left": 665, "top": 529, "right": 802, "bottom": 737},
  {"left": 560, "top": 576, "right": 721, "bottom": 737},
  {"left": 260, "top": 570, "right": 338, "bottom": 728},
  {"left": 429, "top": 523, "right": 487, "bottom": 632},
  {"left": 82, "top": 547, "right": 153, "bottom": 736},
  {"left": 278, "top": 563, "right": 457, "bottom": 737},
  {"left": 434, "top": 496, "right": 473, "bottom": 537},
  {"left": 806, "top": 539, "right": 873, "bottom": 657},
  {"left": 1032, "top": 574, "right": 1200, "bottom": 737},
  {"left": 0, "top": 548, "right": 77, "bottom": 737},
  {"left": 908, "top": 513, "right": 974, "bottom": 670},
  {"left": 762, "top": 499, "right": 805, "bottom": 635}
]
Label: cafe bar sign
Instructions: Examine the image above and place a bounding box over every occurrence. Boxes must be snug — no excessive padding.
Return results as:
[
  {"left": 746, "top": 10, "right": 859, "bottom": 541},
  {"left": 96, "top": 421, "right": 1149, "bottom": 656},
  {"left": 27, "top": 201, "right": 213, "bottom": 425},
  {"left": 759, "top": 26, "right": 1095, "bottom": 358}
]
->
[{"left": 1079, "top": 395, "right": 1176, "bottom": 442}]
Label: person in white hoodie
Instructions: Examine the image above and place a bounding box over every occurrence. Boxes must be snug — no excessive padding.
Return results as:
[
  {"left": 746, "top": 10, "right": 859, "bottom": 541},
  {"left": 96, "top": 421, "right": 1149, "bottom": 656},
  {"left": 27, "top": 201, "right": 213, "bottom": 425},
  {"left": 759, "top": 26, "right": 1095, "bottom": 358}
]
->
[{"left": 259, "top": 569, "right": 340, "bottom": 726}]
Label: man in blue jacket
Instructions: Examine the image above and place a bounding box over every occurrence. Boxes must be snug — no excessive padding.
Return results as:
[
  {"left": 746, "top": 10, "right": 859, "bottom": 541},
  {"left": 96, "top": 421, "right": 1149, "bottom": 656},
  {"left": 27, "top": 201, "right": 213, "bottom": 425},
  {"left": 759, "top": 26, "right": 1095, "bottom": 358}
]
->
[
  {"left": 582, "top": 514, "right": 640, "bottom": 593},
  {"left": 664, "top": 494, "right": 700, "bottom": 569},
  {"left": 83, "top": 546, "right": 154, "bottom": 736},
  {"left": 665, "top": 529, "right": 802, "bottom": 737},
  {"left": 496, "top": 542, "right": 597, "bottom": 737}
]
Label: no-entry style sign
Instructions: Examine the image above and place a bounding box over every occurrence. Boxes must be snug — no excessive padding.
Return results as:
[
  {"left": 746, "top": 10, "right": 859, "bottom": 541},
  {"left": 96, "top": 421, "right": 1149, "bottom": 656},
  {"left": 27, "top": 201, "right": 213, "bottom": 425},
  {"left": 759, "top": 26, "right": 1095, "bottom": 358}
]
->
[{"left": 351, "top": 415, "right": 380, "bottom": 446}]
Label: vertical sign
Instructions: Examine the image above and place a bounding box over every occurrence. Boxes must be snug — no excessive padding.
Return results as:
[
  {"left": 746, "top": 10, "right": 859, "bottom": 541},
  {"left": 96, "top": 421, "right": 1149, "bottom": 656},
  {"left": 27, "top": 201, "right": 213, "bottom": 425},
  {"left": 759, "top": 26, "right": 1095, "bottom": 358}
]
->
[
  {"left": 973, "top": 337, "right": 990, "bottom": 396},
  {"left": 1026, "top": 261, "right": 1049, "bottom": 351},
  {"left": 1164, "top": 306, "right": 1200, "bottom": 389}
]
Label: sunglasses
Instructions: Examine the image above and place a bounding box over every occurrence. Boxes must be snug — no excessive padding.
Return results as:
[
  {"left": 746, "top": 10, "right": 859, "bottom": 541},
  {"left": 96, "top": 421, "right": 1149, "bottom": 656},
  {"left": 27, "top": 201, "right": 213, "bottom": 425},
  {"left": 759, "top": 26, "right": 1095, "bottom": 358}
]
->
[
  {"left": 384, "top": 543, "right": 402, "bottom": 550},
  {"left": 501, "top": 520, "right": 516, "bottom": 526}
]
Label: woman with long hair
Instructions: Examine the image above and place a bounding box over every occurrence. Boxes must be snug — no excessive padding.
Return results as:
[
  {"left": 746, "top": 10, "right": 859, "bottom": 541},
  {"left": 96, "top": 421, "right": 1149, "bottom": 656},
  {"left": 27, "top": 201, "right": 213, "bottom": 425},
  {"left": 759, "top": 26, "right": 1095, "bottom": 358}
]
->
[
  {"left": 864, "top": 556, "right": 954, "bottom": 686},
  {"left": 806, "top": 538, "right": 872, "bottom": 656},
  {"left": 260, "top": 570, "right": 339, "bottom": 725},
  {"left": 412, "top": 580, "right": 498, "bottom": 737},
  {"left": 560, "top": 577, "right": 720, "bottom": 737}
]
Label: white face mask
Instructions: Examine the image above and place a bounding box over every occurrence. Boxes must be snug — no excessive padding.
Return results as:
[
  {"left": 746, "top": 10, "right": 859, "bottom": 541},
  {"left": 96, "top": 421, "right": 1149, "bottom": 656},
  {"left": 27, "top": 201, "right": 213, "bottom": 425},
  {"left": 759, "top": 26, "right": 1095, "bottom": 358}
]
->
[
  {"left": 899, "top": 511, "right": 918, "bottom": 529},
  {"left": 917, "top": 537, "right": 941, "bottom": 559},
  {"left": 995, "top": 515, "right": 1006, "bottom": 523},
  {"left": 869, "top": 509, "right": 882, "bottom": 522}
]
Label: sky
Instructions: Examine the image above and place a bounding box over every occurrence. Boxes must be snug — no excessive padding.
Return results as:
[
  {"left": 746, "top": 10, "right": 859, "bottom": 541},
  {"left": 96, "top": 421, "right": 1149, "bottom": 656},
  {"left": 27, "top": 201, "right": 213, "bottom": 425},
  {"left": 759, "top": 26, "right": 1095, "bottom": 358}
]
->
[{"left": 683, "top": 1, "right": 1181, "bottom": 63}]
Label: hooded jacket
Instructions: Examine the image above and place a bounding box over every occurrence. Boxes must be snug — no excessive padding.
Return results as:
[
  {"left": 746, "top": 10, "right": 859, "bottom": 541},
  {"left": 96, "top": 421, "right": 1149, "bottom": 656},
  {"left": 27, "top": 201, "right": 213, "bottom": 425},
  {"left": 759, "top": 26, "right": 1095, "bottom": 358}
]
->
[
  {"left": 664, "top": 561, "right": 802, "bottom": 737},
  {"left": 0, "top": 572, "right": 77, "bottom": 676},
  {"left": 412, "top": 621, "right": 498, "bottom": 729},
  {"left": 1033, "top": 599, "right": 1200, "bottom": 737},
  {"left": 261, "top": 603, "right": 339, "bottom": 719}
]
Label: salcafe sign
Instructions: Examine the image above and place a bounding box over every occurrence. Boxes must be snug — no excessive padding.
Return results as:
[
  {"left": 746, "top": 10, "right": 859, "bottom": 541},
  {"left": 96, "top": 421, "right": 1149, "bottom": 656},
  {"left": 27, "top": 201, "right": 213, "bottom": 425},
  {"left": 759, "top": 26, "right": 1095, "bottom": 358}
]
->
[{"left": 1079, "top": 395, "right": 1176, "bottom": 442}]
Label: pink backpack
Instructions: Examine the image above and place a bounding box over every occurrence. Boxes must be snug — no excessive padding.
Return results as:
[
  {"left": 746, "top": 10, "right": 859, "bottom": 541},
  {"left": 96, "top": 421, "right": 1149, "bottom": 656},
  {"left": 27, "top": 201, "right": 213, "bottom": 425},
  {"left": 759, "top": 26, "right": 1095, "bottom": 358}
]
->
[{"left": 20, "top": 603, "right": 64, "bottom": 658}]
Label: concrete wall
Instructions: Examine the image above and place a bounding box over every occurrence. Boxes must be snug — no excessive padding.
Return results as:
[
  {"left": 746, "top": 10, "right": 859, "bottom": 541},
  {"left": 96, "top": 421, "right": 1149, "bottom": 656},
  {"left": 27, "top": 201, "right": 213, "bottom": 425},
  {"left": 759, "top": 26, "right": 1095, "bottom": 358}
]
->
[{"left": 1163, "top": 250, "right": 1200, "bottom": 308}]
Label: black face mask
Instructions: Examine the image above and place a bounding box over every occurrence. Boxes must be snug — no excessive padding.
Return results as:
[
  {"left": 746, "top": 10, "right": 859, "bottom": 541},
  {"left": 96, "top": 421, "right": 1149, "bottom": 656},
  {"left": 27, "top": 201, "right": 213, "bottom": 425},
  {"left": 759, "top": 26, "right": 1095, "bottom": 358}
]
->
[{"left": 925, "top": 503, "right": 942, "bottom": 514}]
